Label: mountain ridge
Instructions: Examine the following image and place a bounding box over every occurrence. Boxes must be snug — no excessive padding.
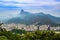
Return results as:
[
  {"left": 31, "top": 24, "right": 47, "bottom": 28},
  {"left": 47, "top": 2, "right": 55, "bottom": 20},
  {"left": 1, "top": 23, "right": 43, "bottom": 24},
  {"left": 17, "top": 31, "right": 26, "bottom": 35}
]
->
[{"left": 5, "top": 9, "right": 60, "bottom": 26}]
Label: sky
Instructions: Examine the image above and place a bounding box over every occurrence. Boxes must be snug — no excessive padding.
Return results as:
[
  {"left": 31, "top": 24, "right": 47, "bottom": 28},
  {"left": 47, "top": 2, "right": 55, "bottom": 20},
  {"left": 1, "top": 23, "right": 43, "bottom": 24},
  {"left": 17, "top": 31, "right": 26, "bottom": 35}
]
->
[{"left": 0, "top": 0, "right": 60, "bottom": 20}]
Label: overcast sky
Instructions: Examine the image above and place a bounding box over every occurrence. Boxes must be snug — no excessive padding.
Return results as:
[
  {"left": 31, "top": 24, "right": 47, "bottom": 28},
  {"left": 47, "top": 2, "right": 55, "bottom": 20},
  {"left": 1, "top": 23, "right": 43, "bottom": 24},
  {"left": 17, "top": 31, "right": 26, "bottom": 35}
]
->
[{"left": 0, "top": 0, "right": 60, "bottom": 18}]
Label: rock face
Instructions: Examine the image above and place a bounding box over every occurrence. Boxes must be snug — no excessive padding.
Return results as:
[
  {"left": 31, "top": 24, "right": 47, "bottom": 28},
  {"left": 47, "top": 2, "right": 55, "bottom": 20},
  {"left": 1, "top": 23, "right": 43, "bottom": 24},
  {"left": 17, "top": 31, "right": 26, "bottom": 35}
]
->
[
  {"left": 6, "top": 9, "right": 60, "bottom": 26},
  {"left": 20, "top": 9, "right": 25, "bottom": 14}
]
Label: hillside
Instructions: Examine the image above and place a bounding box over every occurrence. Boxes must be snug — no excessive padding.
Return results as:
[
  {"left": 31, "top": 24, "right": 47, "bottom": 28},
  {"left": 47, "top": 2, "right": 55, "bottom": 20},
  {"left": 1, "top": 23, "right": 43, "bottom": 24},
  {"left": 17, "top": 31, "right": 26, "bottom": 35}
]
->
[{"left": 5, "top": 9, "right": 60, "bottom": 26}]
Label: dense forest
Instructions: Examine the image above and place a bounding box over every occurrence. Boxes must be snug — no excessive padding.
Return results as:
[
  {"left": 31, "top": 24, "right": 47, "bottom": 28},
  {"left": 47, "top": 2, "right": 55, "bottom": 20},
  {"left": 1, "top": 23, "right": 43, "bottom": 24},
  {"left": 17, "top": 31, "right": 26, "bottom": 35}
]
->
[{"left": 0, "top": 28, "right": 60, "bottom": 40}]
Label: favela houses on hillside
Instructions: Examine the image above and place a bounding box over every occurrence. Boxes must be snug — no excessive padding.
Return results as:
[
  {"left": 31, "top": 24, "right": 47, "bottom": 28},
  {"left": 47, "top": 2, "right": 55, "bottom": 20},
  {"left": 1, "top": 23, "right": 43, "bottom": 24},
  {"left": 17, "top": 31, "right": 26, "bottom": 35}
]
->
[{"left": 0, "top": 0, "right": 60, "bottom": 40}]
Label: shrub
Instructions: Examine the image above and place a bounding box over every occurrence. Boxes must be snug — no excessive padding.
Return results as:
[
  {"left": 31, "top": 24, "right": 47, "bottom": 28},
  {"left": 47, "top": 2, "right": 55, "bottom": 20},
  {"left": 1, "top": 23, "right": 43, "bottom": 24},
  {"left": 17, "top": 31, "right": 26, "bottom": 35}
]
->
[{"left": 0, "top": 36, "right": 8, "bottom": 40}]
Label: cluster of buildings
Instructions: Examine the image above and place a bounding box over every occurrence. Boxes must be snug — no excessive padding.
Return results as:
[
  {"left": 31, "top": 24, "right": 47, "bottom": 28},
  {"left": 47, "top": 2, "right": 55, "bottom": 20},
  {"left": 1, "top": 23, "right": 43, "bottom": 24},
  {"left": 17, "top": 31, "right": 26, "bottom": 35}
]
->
[{"left": 0, "top": 23, "right": 60, "bottom": 31}]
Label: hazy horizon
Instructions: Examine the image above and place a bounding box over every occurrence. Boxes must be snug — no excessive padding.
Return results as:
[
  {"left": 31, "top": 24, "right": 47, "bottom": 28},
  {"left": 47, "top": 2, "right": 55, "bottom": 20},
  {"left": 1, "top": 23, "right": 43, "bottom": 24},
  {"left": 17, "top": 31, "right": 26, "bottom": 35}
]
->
[{"left": 0, "top": 0, "right": 60, "bottom": 21}]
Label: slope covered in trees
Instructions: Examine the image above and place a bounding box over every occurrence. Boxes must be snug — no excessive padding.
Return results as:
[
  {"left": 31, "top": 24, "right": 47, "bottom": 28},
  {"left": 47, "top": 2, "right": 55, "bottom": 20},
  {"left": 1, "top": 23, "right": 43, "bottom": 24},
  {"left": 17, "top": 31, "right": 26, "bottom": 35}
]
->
[
  {"left": 0, "top": 28, "right": 60, "bottom": 40},
  {"left": 6, "top": 9, "right": 60, "bottom": 27}
]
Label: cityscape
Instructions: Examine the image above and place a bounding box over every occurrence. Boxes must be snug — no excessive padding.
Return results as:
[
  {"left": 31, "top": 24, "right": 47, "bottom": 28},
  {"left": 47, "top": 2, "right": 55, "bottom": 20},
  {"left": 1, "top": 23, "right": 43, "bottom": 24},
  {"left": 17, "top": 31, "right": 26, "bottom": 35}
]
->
[
  {"left": 0, "top": 23, "right": 60, "bottom": 31},
  {"left": 0, "top": 0, "right": 60, "bottom": 40}
]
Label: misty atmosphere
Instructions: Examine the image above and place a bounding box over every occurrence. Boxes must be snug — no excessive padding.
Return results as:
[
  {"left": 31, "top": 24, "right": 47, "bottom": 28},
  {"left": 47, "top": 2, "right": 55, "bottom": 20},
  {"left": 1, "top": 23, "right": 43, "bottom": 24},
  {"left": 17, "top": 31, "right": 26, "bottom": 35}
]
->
[{"left": 0, "top": 0, "right": 60, "bottom": 40}]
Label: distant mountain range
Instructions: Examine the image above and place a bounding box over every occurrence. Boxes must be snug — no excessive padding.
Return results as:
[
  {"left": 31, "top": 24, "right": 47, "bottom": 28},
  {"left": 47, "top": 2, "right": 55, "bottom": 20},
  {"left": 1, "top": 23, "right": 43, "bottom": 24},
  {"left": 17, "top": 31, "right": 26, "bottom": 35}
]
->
[{"left": 5, "top": 9, "right": 60, "bottom": 27}]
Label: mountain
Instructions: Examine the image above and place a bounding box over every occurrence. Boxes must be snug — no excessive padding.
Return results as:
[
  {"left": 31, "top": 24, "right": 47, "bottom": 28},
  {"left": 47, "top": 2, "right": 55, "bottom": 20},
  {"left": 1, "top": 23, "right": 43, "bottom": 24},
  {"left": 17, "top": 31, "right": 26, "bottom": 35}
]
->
[{"left": 5, "top": 9, "right": 60, "bottom": 26}]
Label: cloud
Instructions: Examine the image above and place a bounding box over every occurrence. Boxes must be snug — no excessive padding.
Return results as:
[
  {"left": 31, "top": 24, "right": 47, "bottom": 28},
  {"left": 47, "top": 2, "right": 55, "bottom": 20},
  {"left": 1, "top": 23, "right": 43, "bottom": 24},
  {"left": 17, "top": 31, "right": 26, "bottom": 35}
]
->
[
  {"left": 0, "top": 0, "right": 60, "bottom": 17},
  {"left": 0, "top": 0, "right": 60, "bottom": 7},
  {"left": 0, "top": 0, "right": 60, "bottom": 11},
  {"left": 55, "top": 0, "right": 60, "bottom": 2}
]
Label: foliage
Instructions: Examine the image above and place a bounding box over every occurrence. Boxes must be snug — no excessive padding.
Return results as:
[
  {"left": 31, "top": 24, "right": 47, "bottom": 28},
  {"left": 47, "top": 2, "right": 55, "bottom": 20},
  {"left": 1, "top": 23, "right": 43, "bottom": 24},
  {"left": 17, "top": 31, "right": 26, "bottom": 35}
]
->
[
  {"left": 11, "top": 29, "right": 26, "bottom": 34},
  {"left": 0, "top": 36, "right": 8, "bottom": 40},
  {"left": 0, "top": 28, "right": 60, "bottom": 40},
  {"left": 0, "top": 23, "right": 3, "bottom": 26}
]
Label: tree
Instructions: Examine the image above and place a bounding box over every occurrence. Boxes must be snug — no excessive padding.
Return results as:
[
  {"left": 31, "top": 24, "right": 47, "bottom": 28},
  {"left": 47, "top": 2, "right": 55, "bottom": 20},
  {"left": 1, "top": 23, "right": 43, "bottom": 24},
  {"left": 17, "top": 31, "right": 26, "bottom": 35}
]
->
[
  {"left": 11, "top": 29, "right": 26, "bottom": 34},
  {"left": 0, "top": 23, "right": 3, "bottom": 26},
  {"left": 0, "top": 36, "right": 8, "bottom": 40}
]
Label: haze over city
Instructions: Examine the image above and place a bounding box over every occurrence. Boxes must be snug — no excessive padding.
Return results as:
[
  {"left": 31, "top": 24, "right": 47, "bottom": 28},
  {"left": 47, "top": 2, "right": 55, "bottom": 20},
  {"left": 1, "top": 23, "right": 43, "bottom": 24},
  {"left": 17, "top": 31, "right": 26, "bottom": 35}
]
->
[{"left": 0, "top": 0, "right": 60, "bottom": 40}]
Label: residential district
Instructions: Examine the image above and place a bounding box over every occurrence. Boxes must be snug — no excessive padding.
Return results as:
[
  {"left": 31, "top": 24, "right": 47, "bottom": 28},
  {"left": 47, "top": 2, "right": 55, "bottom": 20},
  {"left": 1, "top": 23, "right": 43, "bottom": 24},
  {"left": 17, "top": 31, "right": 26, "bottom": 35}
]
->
[{"left": 0, "top": 23, "right": 60, "bottom": 31}]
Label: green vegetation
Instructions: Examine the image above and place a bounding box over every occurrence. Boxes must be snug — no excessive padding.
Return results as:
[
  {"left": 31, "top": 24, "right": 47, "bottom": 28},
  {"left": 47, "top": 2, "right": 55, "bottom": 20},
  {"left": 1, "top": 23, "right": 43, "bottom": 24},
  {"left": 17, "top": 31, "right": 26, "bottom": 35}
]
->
[
  {"left": 0, "top": 36, "right": 8, "bottom": 40},
  {"left": 11, "top": 29, "right": 26, "bottom": 34},
  {"left": 0, "top": 28, "right": 60, "bottom": 40}
]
